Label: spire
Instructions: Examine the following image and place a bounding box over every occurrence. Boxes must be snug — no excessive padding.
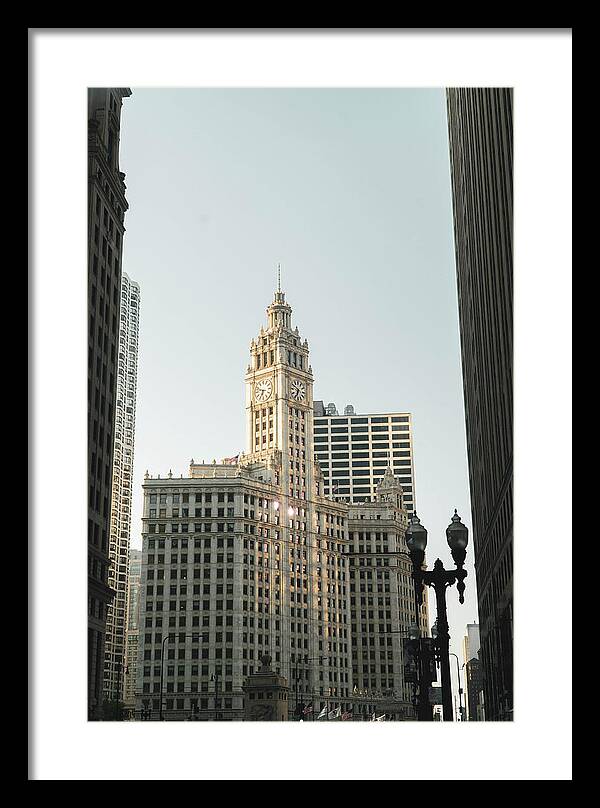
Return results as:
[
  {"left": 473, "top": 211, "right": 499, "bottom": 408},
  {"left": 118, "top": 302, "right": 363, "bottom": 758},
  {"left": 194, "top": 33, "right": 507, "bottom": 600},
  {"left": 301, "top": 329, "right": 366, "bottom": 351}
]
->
[
  {"left": 376, "top": 464, "right": 403, "bottom": 506},
  {"left": 378, "top": 465, "right": 397, "bottom": 489},
  {"left": 270, "top": 262, "right": 289, "bottom": 316}
]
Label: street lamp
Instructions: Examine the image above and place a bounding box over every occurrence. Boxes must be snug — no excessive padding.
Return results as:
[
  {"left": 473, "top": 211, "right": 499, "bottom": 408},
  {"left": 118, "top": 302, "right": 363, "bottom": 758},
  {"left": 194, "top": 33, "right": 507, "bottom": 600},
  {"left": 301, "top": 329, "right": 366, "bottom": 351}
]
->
[
  {"left": 211, "top": 672, "right": 222, "bottom": 721},
  {"left": 159, "top": 634, "right": 173, "bottom": 721},
  {"left": 449, "top": 653, "right": 465, "bottom": 721},
  {"left": 159, "top": 632, "right": 203, "bottom": 721},
  {"left": 292, "top": 655, "right": 325, "bottom": 719},
  {"left": 406, "top": 509, "right": 469, "bottom": 722},
  {"left": 399, "top": 516, "right": 433, "bottom": 722}
]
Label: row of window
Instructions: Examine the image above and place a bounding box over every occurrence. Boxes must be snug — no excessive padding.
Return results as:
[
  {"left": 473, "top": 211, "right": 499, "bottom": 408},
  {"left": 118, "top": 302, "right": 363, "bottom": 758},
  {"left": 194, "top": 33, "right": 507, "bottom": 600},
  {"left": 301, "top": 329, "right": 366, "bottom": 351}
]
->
[
  {"left": 317, "top": 449, "right": 411, "bottom": 458},
  {"left": 148, "top": 523, "right": 235, "bottom": 534},
  {"left": 325, "top": 482, "right": 413, "bottom": 493},
  {"left": 149, "top": 508, "right": 235, "bottom": 518},
  {"left": 314, "top": 424, "right": 409, "bottom": 434},
  {"left": 146, "top": 537, "right": 234, "bottom": 549},
  {"left": 325, "top": 469, "right": 413, "bottom": 480},
  {"left": 315, "top": 436, "right": 411, "bottom": 447},
  {"left": 315, "top": 415, "right": 409, "bottom": 425},
  {"left": 321, "top": 460, "right": 410, "bottom": 469},
  {"left": 148, "top": 492, "right": 235, "bottom": 505}
]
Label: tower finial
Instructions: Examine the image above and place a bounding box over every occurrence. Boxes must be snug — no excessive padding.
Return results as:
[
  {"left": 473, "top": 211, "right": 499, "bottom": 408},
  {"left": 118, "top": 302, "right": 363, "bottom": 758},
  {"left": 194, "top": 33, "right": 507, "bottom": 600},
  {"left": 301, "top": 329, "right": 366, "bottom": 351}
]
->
[{"left": 277, "top": 262, "right": 281, "bottom": 293}]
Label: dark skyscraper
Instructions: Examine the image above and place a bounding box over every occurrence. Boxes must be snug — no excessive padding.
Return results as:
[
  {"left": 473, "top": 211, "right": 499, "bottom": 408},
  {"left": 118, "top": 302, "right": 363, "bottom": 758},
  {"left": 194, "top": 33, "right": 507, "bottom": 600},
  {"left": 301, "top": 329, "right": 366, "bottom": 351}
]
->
[
  {"left": 446, "top": 88, "right": 513, "bottom": 720},
  {"left": 88, "top": 88, "right": 131, "bottom": 719}
]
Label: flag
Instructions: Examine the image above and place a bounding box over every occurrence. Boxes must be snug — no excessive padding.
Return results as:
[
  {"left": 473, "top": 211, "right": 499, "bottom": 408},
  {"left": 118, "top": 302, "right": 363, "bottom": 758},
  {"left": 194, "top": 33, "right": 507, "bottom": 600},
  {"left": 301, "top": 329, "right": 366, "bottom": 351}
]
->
[
  {"left": 222, "top": 454, "right": 240, "bottom": 465},
  {"left": 375, "top": 714, "right": 386, "bottom": 722},
  {"left": 328, "top": 706, "right": 342, "bottom": 720},
  {"left": 341, "top": 710, "right": 353, "bottom": 721},
  {"left": 303, "top": 704, "right": 313, "bottom": 715},
  {"left": 317, "top": 706, "right": 328, "bottom": 720}
]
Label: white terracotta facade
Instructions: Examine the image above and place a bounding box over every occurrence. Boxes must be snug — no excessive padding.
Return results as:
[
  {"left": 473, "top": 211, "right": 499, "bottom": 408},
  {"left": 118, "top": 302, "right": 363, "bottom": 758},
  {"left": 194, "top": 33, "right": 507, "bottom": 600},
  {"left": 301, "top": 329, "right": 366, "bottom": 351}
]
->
[{"left": 135, "top": 284, "right": 427, "bottom": 720}]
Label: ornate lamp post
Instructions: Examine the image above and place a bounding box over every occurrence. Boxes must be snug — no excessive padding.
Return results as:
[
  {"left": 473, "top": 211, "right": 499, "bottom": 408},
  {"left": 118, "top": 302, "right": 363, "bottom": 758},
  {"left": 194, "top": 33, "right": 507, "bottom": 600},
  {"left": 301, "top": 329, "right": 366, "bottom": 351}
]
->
[
  {"left": 211, "top": 672, "right": 222, "bottom": 721},
  {"left": 292, "top": 655, "right": 325, "bottom": 720},
  {"left": 159, "top": 634, "right": 172, "bottom": 721},
  {"left": 159, "top": 633, "right": 204, "bottom": 721},
  {"left": 449, "top": 653, "right": 465, "bottom": 721},
  {"left": 405, "top": 510, "right": 469, "bottom": 722}
]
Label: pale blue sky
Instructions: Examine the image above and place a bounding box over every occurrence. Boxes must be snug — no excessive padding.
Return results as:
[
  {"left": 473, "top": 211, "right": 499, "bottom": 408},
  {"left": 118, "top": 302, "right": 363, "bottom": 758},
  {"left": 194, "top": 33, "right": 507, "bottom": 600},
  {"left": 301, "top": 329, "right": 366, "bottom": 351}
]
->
[{"left": 120, "top": 88, "right": 478, "bottom": 675}]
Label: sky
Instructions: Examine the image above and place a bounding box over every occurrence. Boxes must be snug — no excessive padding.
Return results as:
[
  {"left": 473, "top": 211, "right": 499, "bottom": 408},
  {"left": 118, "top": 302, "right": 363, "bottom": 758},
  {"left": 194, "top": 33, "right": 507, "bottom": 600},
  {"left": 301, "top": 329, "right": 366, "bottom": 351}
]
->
[{"left": 119, "top": 87, "right": 478, "bottom": 689}]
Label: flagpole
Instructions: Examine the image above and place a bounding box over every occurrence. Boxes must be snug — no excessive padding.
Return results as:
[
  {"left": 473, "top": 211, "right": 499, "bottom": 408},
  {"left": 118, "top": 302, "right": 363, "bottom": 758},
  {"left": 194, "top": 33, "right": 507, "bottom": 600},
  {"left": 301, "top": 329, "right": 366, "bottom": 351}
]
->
[
  {"left": 297, "top": 655, "right": 324, "bottom": 721},
  {"left": 294, "top": 658, "right": 299, "bottom": 721}
]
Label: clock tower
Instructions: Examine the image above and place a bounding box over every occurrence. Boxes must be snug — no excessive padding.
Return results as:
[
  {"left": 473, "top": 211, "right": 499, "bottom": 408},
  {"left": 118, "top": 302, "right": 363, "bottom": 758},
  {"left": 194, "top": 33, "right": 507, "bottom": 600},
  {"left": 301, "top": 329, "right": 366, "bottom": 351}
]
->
[
  {"left": 244, "top": 274, "right": 314, "bottom": 509},
  {"left": 241, "top": 274, "right": 352, "bottom": 713}
]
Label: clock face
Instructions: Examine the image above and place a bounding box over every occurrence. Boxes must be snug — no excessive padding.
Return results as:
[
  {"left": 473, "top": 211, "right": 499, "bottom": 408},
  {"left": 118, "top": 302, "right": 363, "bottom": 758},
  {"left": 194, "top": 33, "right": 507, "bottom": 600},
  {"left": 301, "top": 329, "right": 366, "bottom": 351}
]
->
[
  {"left": 290, "top": 379, "right": 306, "bottom": 402},
  {"left": 255, "top": 378, "right": 273, "bottom": 403}
]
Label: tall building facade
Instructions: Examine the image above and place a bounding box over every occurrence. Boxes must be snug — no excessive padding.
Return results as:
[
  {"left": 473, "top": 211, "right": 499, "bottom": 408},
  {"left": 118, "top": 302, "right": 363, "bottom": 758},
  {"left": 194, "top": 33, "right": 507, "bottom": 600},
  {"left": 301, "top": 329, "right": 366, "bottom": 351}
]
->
[
  {"left": 462, "top": 622, "right": 481, "bottom": 671},
  {"left": 312, "top": 402, "right": 416, "bottom": 512},
  {"left": 103, "top": 274, "right": 141, "bottom": 706},
  {"left": 347, "top": 468, "right": 427, "bottom": 705},
  {"left": 135, "top": 283, "right": 424, "bottom": 720},
  {"left": 123, "top": 548, "right": 142, "bottom": 712},
  {"left": 446, "top": 87, "right": 513, "bottom": 720},
  {"left": 462, "top": 622, "right": 483, "bottom": 721},
  {"left": 88, "top": 87, "right": 131, "bottom": 719}
]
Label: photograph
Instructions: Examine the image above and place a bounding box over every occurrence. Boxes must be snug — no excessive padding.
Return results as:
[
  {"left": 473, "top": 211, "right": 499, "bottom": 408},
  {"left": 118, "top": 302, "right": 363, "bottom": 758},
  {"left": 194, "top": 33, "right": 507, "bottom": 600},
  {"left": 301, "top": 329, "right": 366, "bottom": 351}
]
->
[{"left": 87, "top": 86, "right": 511, "bottom": 725}]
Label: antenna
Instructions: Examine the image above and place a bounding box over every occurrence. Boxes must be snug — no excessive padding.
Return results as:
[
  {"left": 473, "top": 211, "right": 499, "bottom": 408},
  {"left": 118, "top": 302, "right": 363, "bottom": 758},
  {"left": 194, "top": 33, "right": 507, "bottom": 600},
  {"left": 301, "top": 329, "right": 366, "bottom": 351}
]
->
[{"left": 277, "top": 262, "right": 281, "bottom": 293}]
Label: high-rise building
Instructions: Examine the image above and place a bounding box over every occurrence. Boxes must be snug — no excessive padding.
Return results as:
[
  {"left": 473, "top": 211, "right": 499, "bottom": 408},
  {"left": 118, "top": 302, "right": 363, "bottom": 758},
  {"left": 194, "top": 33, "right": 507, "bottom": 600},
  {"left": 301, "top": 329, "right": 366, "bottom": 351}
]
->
[
  {"left": 347, "top": 467, "right": 428, "bottom": 704},
  {"left": 462, "top": 622, "right": 481, "bottom": 670},
  {"left": 135, "top": 281, "right": 424, "bottom": 720},
  {"left": 464, "top": 658, "right": 484, "bottom": 722},
  {"left": 123, "top": 548, "right": 142, "bottom": 713},
  {"left": 462, "top": 622, "right": 483, "bottom": 721},
  {"left": 88, "top": 87, "right": 131, "bottom": 719},
  {"left": 312, "top": 402, "right": 416, "bottom": 512},
  {"left": 446, "top": 87, "right": 513, "bottom": 720},
  {"left": 103, "top": 274, "right": 141, "bottom": 708}
]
